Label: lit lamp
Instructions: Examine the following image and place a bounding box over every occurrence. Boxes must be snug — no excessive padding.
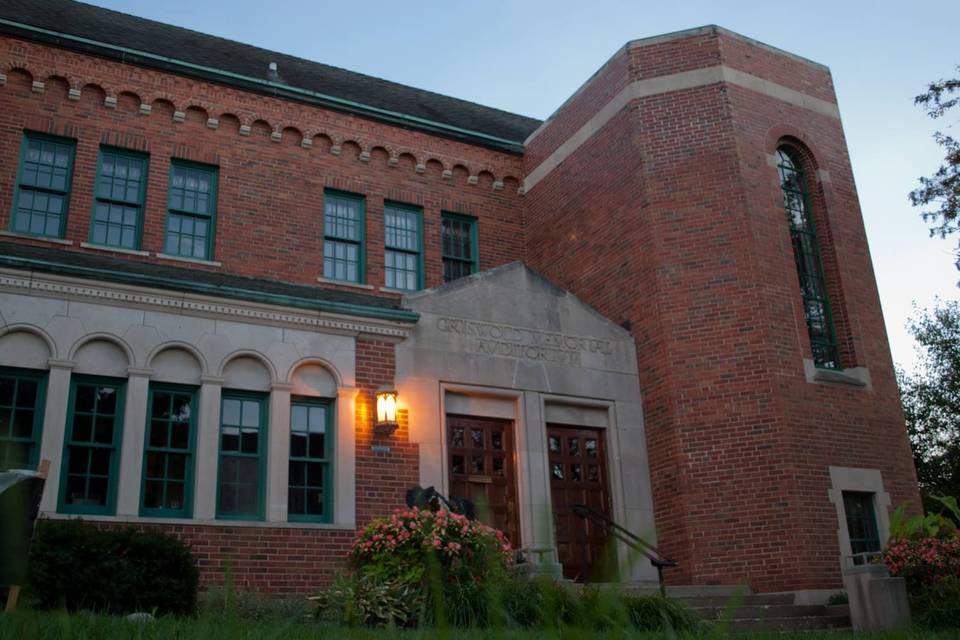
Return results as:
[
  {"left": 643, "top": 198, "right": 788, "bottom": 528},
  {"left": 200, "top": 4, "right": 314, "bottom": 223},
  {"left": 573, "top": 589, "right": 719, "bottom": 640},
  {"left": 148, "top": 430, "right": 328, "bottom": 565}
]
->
[{"left": 374, "top": 386, "right": 398, "bottom": 436}]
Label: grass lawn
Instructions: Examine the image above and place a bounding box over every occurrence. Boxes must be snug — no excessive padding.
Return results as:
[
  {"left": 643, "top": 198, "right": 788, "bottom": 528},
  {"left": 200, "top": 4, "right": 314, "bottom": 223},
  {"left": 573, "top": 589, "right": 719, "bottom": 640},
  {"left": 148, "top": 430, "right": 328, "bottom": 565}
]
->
[{"left": 0, "top": 611, "right": 955, "bottom": 640}]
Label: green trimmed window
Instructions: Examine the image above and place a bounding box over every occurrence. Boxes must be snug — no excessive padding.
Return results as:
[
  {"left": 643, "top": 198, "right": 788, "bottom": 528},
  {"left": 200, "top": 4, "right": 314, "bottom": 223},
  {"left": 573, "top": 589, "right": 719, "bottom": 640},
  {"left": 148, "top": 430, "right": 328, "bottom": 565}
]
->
[
  {"left": 11, "top": 132, "right": 76, "bottom": 239},
  {"left": 776, "top": 147, "right": 840, "bottom": 369},
  {"left": 288, "top": 398, "right": 333, "bottom": 522},
  {"left": 384, "top": 203, "right": 422, "bottom": 291},
  {"left": 441, "top": 213, "right": 478, "bottom": 283},
  {"left": 323, "top": 190, "right": 365, "bottom": 283},
  {"left": 59, "top": 377, "right": 126, "bottom": 515},
  {"left": 141, "top": 384, "right": 197, "bottom": 517},
  {"left": 91, "top": 148, "right": 148, "bottom": 250},
  {"left": 842, "top": 491, "right": 881, "bottom": 558},
  {"left": 165, "top": 161, "right": 218, "bottom": 260},
  {"left": 0, "top": 367, "right": 47, "bottom": 471},
  {"left": 217, "top": 392, "right": 267, "bottom": 519}
]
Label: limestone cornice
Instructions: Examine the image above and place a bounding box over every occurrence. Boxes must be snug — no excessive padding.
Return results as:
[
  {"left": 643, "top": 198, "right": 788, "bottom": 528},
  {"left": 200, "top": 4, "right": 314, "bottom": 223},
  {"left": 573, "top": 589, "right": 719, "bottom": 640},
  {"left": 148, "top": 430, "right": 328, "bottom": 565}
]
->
[{"left": 0, "top": 268, "right": 415, "bottom": 339}]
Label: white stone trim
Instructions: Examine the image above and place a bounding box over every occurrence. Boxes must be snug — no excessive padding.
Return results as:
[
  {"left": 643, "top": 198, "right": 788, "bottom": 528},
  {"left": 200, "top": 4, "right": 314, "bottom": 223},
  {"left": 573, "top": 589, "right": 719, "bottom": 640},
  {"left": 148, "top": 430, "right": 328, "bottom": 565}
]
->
[
  {"left": 155, "top": 252, "right": 222, "bottom": 267},
  {"left": 80, "top": 242, "right": 150, "bottom": 257},
  {"left": 803, "top": 358, "right": 871, "bottom": 390},
  {"left": 316, "top": 277, "right": 375, "bottom": 290},
  {"left": 828, "top": 466, "right": 892, "bottom": 567},
  {"left": 523, "top": 65, "right": 841, "bottom": 194},
  {"left": 0, "top": 269, "right": 413, "bottom": 339},
  {"left": 38, "top": 511, "right": 356, "bottom": 530},
  {"left": 0, "top": 230, "right": 73, "bottom": 245}
]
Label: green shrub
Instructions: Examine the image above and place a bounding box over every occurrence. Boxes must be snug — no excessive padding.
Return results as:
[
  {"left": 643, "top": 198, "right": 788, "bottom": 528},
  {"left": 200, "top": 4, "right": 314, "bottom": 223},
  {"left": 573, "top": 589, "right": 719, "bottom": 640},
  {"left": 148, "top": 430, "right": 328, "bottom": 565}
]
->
[
  {"left": 198, "top": 586, "right": 312, "bottom": 621},
  {"left": 910, "top": 576, "right": 960, "bottom": 629},
  {"left": 621, "top": 593, "right": 701, "bottom": 632},
  {"left": 27, "top": 518, "right": 198, "bottom": 615},
  {"left": 885, "top": 496, "right": 960, "bottom": 629},
  {"left": 311, "top": 573, "right": 424, "bottom": 628}
]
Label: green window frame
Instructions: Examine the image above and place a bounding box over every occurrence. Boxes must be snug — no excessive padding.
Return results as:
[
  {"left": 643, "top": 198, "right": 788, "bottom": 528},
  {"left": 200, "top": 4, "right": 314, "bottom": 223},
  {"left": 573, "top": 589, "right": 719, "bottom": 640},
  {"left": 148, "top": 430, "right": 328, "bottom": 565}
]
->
[
  {"left": 58, "top": 376, "right": 126, "bottom": 515},
  {"left": 10, "top": 132, "right": 76, "bottom": 239},
  {"left": 842, "top": 491, "right": 881, "bottom": 559},
  {"left": 776, "top": 147, "right": 840, "bottom": 369},
  {"left": 164, "top": 160, "right": 218, "bottom": 261},
  {"left": 383, "top": 202, "right": 423, "bottom": 292},
  {"left": 216, "top": 391, "right": 267, "bottom": 520},
  {"left": 0, "top": 366, "right": 47, "bottom": 471},
  {"left": 288, "top": 397, "right": 334, "bottom": 522},
  {"left": 90, "top": 147, "right": 149, "bottom": 250},
  {"left": 140, "top": 383, "right": 197, "bottom": 518},
  {"left": 323, "top": 190, "right": 365, "bottom": 283},
  {"left": 441, "top": 212, "right": 478, "bottom": 283}
]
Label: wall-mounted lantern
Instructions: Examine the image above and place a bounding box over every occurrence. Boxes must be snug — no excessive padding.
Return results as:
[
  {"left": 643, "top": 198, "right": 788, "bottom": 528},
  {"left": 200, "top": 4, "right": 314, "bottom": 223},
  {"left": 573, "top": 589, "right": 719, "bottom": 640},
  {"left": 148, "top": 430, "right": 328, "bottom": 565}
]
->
[{"left": 374, "top": 385, "right": 398, "bottom": 436}]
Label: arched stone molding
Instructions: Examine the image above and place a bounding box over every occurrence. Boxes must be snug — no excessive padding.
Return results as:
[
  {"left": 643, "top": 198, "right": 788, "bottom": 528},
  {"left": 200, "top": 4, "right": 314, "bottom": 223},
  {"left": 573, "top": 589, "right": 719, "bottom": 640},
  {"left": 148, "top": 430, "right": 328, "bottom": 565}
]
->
[
  {"left": 0, "top": 324, "right": 56, "bottom": 369},
  {"left": 285, "top": 357, "right": 342, "bottom": 398},
  {"left": 70, "top": 332, "right": 135, "bottom": 376},
  {"left": 147, "top": 341, "right": 209, "bottom": 385},
  {"left": 219, "top": 349, "right": 278, "bottom": 391}
]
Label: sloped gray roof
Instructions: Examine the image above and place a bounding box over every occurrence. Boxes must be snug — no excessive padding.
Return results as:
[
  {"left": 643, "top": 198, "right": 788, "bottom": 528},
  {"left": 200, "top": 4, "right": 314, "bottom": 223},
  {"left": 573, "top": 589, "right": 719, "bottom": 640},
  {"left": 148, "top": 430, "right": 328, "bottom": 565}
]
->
[{"left": 0, "top": 0, "right": 541, "bottom": 149}]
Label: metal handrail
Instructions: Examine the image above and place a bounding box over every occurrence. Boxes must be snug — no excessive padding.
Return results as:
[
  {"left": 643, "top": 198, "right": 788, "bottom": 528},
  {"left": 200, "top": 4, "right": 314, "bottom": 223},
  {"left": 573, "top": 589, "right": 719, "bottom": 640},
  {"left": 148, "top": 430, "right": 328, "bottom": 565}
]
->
[{"left": 571, "top": 503, "right": 677, "bottom": 594}]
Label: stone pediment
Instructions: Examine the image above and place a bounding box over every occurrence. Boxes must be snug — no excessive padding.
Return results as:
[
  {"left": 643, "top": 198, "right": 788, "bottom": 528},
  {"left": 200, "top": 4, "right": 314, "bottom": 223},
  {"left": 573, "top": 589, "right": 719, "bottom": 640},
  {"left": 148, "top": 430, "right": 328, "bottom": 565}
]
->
[{"left": 401, "top": 262, "right": 638, "bottom": 386}]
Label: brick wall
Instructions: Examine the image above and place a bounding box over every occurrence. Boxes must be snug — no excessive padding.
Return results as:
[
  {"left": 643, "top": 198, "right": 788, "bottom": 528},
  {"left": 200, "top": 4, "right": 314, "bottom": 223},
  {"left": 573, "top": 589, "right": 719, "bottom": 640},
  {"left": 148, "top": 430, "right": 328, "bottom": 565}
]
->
[
  {"left": 1, "top": 26, "right": 920, "bottom": 595},
  {"left": 89, "top": 338, "right": 418, "bottom": 597},
  {"left": 523, "top": 28, "right": 920, "bottom": 592},
  {"left": 0, "top": 37, "right": 526, "bottom": 292}
]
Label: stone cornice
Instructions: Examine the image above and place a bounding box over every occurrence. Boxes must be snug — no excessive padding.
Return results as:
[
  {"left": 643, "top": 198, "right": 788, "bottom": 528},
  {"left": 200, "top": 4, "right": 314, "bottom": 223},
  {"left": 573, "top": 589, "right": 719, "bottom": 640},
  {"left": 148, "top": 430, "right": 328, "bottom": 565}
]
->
[{"left": 0, "top": 268, "right": 415, "bottom": 339}]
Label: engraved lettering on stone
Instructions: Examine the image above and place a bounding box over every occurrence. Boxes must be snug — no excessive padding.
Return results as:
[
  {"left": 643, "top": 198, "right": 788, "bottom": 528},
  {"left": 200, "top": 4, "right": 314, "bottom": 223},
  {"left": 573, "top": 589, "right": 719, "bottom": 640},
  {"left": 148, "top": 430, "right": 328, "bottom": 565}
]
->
[{"left": 436, "top": 317, "right": 614, "bottom": 366}]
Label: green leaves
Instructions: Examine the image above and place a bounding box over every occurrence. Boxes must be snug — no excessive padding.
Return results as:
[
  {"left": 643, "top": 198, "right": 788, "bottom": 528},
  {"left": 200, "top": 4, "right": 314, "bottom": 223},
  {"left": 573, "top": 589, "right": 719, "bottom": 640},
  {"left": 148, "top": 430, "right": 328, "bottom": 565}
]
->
[{"left": 910, "top": 66, "right": 960, "bottom": 269}]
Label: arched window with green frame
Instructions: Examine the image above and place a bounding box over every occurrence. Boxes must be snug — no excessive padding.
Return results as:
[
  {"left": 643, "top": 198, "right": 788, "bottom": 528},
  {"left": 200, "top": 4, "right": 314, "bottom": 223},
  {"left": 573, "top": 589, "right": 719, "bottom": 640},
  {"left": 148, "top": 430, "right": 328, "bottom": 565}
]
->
[{"left": 776, "top": 145, "right": 840, "bottom": 370}]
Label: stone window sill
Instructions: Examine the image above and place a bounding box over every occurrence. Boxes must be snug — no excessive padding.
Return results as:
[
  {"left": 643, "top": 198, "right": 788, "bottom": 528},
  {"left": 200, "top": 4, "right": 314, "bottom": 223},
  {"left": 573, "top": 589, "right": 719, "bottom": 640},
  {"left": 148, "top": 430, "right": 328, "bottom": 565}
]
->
[
  {"left": 317, "top": 277, "right": 374, "bottom": 290},
  {"left": 0, "top": 230, "right": 73, "bottom": 246},
  {"left": 155, "top": 252, "right": 222, "bottom": 267},
  {"left": 80, "top": 242, "right": 150, "bottom": 256},
  {"left": 803, "top": 359, "right": 871, "bottom": 390},
  {"left": 41, "top": 511, "right": 354, "bottom": 531}
]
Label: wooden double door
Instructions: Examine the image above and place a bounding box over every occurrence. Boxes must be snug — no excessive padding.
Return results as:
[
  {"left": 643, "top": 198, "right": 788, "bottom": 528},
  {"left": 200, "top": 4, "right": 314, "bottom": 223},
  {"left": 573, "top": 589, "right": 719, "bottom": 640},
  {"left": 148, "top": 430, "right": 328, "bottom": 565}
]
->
[
  {"left": 446, "top": 414, "right": 521, "bottom": 545},
  {"left": 548, "top": 424, "right": 614, "bottom": 582}
]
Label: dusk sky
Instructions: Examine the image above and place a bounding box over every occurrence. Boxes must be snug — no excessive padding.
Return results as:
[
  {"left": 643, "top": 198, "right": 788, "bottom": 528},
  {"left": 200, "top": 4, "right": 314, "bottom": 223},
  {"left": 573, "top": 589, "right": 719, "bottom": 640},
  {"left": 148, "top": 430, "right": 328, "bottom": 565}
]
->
[{"left": 85, "top": 0, "right": 960, "bottom": 372}]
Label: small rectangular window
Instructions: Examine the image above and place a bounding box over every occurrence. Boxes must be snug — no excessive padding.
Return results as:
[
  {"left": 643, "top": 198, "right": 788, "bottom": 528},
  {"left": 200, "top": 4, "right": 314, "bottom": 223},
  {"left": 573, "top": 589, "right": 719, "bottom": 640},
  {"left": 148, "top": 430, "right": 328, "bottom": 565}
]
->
[
  {"left": 842, "top": 491, "right": 881, "bottom": 559},
  {"left": 0, "top": 367, "right": 46, "bottom": 471},
  {"left": 11, "top": 133, "right": 76, "bottom": 239},
  {"left": 323, "top": 190, "right": 365, "bottom": 283},
  {"left": 141, "top": 384, "right": 197, "bottom": 517},
  {"left": 59, "top": 377, "right": 125, "bottom": 515},
  {"left": 441, "top": 213, "right": 478, "bottom": 283},
  {"left": 90, "top": 148, "right": 148, "bottom": 250},
  {"left": 217, "top": 391, "right": 267, "bottom": 520},
  {"left": 288, "top": 398, "right": 332, "bottom": 522},
  {"left": 165, "top": 161, "right": 218, "bottom": 260},
  {"left": 384, "top": 203, "right": 422, "bottom": 291}
]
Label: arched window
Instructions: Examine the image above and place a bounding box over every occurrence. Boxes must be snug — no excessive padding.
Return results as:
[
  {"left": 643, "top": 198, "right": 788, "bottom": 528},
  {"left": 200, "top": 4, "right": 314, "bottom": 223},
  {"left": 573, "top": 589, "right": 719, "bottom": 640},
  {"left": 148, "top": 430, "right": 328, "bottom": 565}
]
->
[{"left": 776, "top": 146, "right": 840, "bottom": 369}]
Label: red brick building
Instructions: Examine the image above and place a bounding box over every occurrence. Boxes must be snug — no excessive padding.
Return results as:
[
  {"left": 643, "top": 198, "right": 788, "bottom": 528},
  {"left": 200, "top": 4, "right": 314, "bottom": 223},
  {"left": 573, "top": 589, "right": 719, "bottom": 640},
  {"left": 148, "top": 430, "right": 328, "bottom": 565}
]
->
[{"left": 0, "top": 0, "right": 919, "bottom": 598}]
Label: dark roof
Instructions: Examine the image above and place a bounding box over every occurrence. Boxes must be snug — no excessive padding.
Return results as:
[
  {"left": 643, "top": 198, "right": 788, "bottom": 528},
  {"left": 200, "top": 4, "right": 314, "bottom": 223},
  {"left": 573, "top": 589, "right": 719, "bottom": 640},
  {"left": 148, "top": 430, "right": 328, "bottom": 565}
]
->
[
  {"left": 0, "top": 241, "right": 418, "bottom": 323},
  {"left": 0, "top": 0, "right": 541, "bottom": 148}
]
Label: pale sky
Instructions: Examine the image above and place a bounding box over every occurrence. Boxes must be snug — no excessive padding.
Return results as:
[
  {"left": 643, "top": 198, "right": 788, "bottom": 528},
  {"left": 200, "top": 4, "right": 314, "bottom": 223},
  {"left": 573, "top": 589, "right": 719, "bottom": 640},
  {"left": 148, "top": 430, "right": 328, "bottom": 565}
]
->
[{"left": 82, "top": 0, "right": 960, "bottom": 372}]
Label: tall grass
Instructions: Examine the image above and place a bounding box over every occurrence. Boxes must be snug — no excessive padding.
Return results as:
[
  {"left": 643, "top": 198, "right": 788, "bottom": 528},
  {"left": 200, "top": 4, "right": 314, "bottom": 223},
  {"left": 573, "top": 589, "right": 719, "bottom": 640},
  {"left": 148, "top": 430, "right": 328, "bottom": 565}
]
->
[{"left": 0, "top": 610, "right": 956, "bottom": 640}]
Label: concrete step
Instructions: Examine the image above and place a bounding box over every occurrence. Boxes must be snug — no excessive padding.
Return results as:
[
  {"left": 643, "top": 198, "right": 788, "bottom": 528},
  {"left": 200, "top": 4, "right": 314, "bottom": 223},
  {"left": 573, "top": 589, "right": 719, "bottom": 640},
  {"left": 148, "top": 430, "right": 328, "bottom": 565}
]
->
[
  {"left": 673, "top": 593, "right": 796, "bottom": 607},
  {"left": 724, "top": 615, "right": 851, "bottom": 632},
  {"left": 693, "top": 604, "right": 831, "bottom": 620}
]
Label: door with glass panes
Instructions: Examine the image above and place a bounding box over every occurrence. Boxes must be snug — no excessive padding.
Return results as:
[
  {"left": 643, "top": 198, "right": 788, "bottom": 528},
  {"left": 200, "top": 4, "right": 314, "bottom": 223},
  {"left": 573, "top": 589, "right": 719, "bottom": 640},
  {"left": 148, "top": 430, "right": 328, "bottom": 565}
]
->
[
  {"left": 446, "top": 414, "right": 520, "bottom": 545},
  {"left": 548, "top": 424, "right": 614, "bottom": 581}
]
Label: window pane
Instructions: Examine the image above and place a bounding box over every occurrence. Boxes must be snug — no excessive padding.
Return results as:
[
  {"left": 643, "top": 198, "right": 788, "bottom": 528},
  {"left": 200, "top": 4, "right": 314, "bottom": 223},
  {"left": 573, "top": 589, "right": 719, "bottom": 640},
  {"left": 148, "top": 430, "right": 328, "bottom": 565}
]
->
[
  {"left": 288, "top": 401, "right": 331, "bottom": 520},
  {"left": 62, "top": 380, "right": 123, "bottom": 512},
  {"left": 776, "top": 147, "right": 839, "bottom": 369}
]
